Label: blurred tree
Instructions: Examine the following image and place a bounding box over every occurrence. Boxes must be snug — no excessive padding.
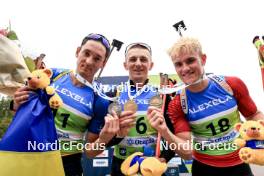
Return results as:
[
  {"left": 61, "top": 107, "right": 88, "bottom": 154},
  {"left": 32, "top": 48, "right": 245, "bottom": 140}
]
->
[{"left": 0, "top": 96, "right": 13, "bottom": 138}]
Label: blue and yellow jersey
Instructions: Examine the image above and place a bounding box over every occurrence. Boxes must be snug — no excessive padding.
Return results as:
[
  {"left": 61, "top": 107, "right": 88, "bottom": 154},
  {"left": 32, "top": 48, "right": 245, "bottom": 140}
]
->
[
  {"left": 51, "top": 68, "right": 109, "bottom": 155},
  {"left": 114, "top": 83, "right": 159, "bottom": 159}
]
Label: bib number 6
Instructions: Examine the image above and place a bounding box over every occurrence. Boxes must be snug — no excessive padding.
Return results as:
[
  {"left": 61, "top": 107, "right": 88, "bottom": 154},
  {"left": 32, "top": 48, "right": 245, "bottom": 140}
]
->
[{"left": 136, "top": 117, "right": 147, "bottom": 134}]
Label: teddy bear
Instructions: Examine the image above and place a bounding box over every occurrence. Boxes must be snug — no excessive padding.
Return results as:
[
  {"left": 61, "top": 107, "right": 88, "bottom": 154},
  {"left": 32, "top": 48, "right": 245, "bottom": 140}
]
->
[
  {"left": 234, "top": 120, "right": 264, "bottom": 165},
  {"left": 27, "top": 68, "right": 62, "bottom": 109},
  {"left": 0, "top": 68, "right": 65, "bottom": 176},
  {"left": 121, "top": 152, "right": 167, "bottom": 176}
]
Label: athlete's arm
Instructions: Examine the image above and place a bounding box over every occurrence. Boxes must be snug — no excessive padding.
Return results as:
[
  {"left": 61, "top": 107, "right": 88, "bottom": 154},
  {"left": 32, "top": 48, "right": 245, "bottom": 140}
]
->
[
  {"left": 160, "top": 95, "right": 179, "bottom": 162},
  {"left": 84, "top": 94, "right": 136, "bottom": 157},
  {"left": 165, "top": 96, "right": 192, "bottom": 160},
  {"left": 84, "top": 95, "right": 117, "bottom": 158},
  {"left": 225, "top": 76, "right": 264, "bottom": 120},
  {"left": 85, "top": 113, "right": 119, "bottom": 158},
  {"left": 147, "top": 96, "right": 192, "bottom": 160},
  {"left": 104, "top": 110, "right": 136, "bottom": 147},
  {"left": 247, "top": 111, "right": 264, "bottom": 120}
]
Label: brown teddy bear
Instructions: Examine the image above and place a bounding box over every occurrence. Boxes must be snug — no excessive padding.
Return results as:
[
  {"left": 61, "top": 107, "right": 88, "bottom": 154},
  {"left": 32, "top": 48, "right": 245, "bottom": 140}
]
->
[
  {"left": 27, "top": 69, "right": 62, "bottom": 109},
  {"left": 0, "top": 68, "right": 65, "bottom": 176},
  {"left": 121, "top": 152, "right": 167, "bottom": 176},
  {"left": 234, "top": 120, "right": 264, "bottom": 165}
]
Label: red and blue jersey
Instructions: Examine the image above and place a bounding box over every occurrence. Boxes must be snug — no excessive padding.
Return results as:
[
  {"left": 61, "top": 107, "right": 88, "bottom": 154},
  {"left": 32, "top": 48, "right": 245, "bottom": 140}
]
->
[{"left": 168, "top": 76, "right": 257, "bottom": 167}]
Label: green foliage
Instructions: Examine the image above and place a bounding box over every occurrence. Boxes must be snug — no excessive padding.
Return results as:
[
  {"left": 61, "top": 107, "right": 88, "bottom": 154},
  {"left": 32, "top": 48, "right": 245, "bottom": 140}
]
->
[
  {"left": 0, "top": 117, "right": 12, "bottom": 138},
  {"left": 24, "top": 56, "right": 36, "bottom": 72},
  {"left": 148, "top": 74, "right": 180, "bottom": 85},
  {"left": 0, "top": 96, "right": 13, "bottom": 138},
  {"left": 6, "top": 30, "right": 18, "bottom": 40}
]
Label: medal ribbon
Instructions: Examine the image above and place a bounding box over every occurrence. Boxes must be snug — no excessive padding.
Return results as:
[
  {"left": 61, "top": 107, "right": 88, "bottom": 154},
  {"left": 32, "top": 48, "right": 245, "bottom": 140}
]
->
[
  {"left": 93, "top": 81, "right": 118, "bottom": 101},
  {"left": 73, "top": 72, "right": 94, "bottom": 89},
  {"left": 158, "top": 73, "right": 208, "bottom": 94},
  {"left": 74, "top": 72, "right": 118, "bottom": 101}
]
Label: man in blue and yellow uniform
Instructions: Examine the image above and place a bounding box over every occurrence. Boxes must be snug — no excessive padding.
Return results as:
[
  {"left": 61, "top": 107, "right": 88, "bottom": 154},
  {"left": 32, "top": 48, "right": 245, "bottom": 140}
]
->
[
  {"left": 13, "top": 33, "right": 134, "bottom": 176},
  {"left": 110, "top": 43, "right": 191, "bottom": 176}
]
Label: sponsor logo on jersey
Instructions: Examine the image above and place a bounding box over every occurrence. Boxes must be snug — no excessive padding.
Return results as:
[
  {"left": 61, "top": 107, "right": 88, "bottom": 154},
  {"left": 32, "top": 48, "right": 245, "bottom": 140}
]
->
[
  {"left": 118, "top": 99, "right": 150, "bottom": 105},
  {"left": 189, "top": 95, "right": 233, "bottom": 114},
  {"left": 53, "top": 85, "right": 92, "bottom": 109},
  {"left": 121, "top": 136, "right": 156, "bottom": 147}
]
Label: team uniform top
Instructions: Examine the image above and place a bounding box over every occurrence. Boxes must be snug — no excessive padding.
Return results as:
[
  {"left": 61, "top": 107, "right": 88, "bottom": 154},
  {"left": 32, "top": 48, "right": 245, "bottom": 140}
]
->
[
  {"left": 114, "top": 81, "right": 159, "bottom": 159},
  {"left": 51, "top": 68, "right": 109, "bottom": 155},
  {"left": 168, "top": 76, "right": 257, "bottom": 167}
]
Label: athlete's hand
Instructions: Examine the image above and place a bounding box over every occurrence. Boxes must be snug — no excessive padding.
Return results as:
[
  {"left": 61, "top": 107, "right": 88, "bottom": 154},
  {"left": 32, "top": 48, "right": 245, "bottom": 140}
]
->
[
  {"left": 147, "top": 106, "right": 168, "bottom": 133},
  {"left": 117, "top": 111, "right": 136, "bottom": 137},
  {"left": 13, "top": 86, "right": 33, "bottom": 111},
  {"left": 99, "top": 112, "right": 120, "bottom": 143}
]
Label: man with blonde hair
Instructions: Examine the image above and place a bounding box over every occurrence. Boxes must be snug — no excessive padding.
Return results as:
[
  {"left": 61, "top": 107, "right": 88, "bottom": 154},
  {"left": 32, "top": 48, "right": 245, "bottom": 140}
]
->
[{"left": 147, "top": 37, "right": 264, "bottom": 176}]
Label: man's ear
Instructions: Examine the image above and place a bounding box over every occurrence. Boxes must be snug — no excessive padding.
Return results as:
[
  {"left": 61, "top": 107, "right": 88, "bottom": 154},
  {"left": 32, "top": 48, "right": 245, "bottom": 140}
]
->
[
  {"left": 123, "top": 60, "right": 128, "bottom": 70},
  {"left": 201, "top": 54, "right": 207, "bottom": 66},
  {"left": 43, "top": 69, "right": 53, "bottom": 78},
  {"left": 149, "top": 61, "right": 154, "bottom": 71},
  {"left": 102, "top": 57, "right": 108, "bottom": 68},
  {"left": 76, "top": 47, "right": 81, "bottom": 58}
]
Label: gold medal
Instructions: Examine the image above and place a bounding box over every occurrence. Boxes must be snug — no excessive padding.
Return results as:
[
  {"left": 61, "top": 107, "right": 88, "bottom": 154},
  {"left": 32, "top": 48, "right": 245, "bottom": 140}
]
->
[
  {"left": 124, "top": 100, "right": 138, "bottom": 113},
  {"left": 149, "top": 95, "right": 163, "bottom": 108},
  {"left": 108, "top": 102, "right": 122, "bottom": 116}
]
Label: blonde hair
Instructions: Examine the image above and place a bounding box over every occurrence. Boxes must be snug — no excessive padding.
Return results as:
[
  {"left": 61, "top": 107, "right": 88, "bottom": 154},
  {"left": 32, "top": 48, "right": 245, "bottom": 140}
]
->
[{"left": 168, "top": 37, "right": 203, "bottom": 59}]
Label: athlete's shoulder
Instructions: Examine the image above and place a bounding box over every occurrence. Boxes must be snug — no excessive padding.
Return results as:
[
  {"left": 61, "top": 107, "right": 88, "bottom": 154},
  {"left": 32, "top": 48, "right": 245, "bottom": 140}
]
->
[
  {"left": 51, "top": 68, "right": 71, "bottom": 80},
  {"left": 224, "top": 76, "right": 244, "bottom": 85},
  {"left": 224, "top": 76, "right": 257, "bottom": 117},
  {"left": 224, "top": 76, "right": 248, "bottom": 94},
  {"left": 94, "top": 94, "right": 110, "bottom": 109}
]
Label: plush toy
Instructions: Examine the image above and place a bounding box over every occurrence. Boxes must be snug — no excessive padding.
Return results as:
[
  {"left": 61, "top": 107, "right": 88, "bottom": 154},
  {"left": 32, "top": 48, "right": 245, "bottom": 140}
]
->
[
  {"left": 121, "top": 152, "right": 167, "bottom": 176},
  {"left": 0, "top": 68, "right": 64, "bottom": 176},
  {"left": 234, "top": 120, "right": 264, "bottom": 165},
  {"left": 27, "top": 69, "right": 62, "bottom": 109}
]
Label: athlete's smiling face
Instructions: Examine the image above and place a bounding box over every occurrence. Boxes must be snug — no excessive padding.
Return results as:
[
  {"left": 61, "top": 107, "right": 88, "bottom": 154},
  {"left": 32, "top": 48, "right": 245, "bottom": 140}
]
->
[
  {"left": 172, "top": 51, "right": 206, "bottom": 85},
  {"left": 124, "top": 47, "right": 153, "bottom": 84},
  {"left": 76, "top": 40, "right": 106, "bottom": 83}
]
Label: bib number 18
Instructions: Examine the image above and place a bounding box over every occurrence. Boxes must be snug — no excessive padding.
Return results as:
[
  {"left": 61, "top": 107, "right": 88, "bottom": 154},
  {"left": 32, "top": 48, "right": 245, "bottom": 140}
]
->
[{"left": 206, "top": 118, "right": 230, "bottom": 136}]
